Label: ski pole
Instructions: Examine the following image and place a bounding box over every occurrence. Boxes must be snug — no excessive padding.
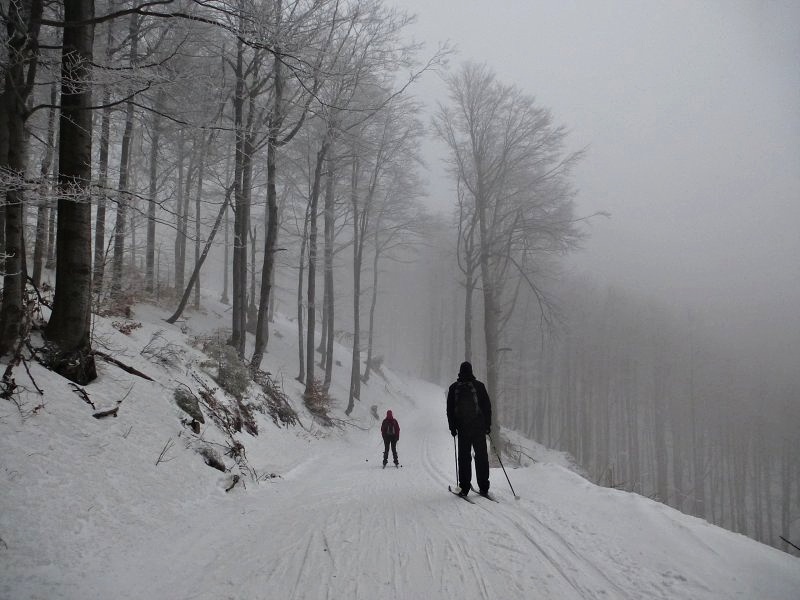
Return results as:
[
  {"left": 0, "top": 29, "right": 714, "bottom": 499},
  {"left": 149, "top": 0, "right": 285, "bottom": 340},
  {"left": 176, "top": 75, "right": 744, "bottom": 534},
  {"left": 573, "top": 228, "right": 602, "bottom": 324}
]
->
[
  {"left": 489, "top": 436, "right": 520, "bottom": 500},
  {"left": 453, "top": 435, "right": 459, "bottom": 488}
]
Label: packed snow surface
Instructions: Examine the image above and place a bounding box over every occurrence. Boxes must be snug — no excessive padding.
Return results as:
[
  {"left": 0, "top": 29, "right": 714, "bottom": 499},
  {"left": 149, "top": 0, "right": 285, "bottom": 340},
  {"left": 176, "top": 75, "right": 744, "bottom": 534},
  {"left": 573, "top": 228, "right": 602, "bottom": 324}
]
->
[{"left": 1, "top": 301, "right": 798, "bottom": 599}]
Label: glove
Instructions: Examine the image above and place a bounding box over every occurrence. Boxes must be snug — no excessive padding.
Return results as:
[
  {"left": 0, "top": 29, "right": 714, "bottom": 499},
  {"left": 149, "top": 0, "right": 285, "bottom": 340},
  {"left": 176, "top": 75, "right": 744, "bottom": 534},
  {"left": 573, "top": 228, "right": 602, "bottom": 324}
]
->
[
  {"left": 450, "top": 429, "right": 457, "bottom": 437},
  {"left": 485, "top": 427, "right": 491, "bottom": 435}
]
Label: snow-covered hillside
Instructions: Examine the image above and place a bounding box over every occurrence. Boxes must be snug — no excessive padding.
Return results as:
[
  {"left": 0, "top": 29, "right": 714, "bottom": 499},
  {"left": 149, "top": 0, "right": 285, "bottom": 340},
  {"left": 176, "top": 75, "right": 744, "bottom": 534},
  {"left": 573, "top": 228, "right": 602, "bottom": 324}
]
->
[{"left": 1, "top": 298, "right": 798, "bottom": 600}]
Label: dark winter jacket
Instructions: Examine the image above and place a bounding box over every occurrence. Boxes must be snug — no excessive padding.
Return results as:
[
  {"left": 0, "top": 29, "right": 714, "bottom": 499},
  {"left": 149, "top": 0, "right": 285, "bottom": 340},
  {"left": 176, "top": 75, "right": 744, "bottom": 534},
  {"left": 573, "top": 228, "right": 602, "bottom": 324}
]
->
[
  {"left": 446, "top": 364, "right": 492, "bottom": 435},
  {"left": 381, "top": 410, "right": 400, "bottom": 440}
]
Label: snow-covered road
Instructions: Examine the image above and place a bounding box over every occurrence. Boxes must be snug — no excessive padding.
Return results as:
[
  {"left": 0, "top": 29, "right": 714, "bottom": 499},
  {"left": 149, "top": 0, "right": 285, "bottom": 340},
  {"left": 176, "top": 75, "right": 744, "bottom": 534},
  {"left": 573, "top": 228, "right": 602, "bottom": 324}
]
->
[
  {"left": 2, "top": 303, "right": 797, "bottom": 600},
  {"left": 90, "top": 378, "right": 798, "bottom": 600}
]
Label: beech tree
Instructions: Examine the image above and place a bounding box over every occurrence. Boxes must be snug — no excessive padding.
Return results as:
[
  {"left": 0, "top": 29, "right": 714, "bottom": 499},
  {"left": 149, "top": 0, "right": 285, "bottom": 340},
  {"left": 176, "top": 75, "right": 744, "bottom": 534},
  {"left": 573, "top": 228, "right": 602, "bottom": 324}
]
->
[
  {"left": 45, "top": 0, "right": 97, "bottom": 383},
  {"left": 250, "top": 0, "right": 332, "bottom": 371},
  {"left": 294, "top": 1, "right": 441, "bottom": 406},
  {"left": 434, "top": 62, "right": 584, "bottom": 435},
  {"left": 110, "top": 12, "right": 141, "bottom": 296},
  {"left": 0, "top": 0, "right": 43, "bottom": 354},
  {"left": 361, "top": 162, "right": 426, "bottom": 384},
  {"left": 344, "top": 91, "right": 424, "bottom": 411}
]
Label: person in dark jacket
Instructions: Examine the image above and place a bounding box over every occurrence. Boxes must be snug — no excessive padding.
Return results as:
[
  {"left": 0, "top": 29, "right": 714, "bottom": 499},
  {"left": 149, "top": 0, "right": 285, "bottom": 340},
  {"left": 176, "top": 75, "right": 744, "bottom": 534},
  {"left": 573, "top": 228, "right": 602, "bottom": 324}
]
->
[
  {"left": 446, "top": 361, "right": 492, "bottom": 496},
  {"left": 381, "top": 409, "right": 400, "bottom": 467}
]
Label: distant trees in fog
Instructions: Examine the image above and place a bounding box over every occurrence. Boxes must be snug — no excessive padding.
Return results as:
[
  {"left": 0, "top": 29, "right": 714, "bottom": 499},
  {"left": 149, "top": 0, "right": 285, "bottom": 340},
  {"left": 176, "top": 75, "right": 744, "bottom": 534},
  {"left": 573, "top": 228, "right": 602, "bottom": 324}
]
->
[
  {"left": 499, "top": 278, "right": 800, "bottom": 554},
  {"left": 408, "top": 238, "right": 798, "bottom": 553}
]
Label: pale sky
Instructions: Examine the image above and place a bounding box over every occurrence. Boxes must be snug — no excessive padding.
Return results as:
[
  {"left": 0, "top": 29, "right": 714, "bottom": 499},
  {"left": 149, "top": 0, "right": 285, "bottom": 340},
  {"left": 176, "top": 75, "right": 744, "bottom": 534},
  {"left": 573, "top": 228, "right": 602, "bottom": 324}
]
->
[{"left": 397, "top": 0, "right": 800, "bottom": 367}]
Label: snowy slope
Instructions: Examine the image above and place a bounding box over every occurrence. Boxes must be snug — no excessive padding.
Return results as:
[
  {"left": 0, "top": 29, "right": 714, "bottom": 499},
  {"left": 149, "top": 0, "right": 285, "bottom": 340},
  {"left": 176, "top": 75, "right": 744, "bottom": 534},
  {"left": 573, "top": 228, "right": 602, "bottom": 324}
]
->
[{"left": 1, "top": 299, "right": 798, "bottom": 600}]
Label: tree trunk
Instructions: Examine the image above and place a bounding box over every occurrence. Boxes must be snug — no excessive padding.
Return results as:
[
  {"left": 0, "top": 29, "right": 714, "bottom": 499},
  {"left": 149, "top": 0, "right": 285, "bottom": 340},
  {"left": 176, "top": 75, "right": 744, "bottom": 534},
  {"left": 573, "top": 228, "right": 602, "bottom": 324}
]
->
[
  {"left": 32, "top": 83, "right": 58, "bottom": 288},
  {"left": 221, "top": 151, "right": 231, "bottom": 305},
  {"left": 145, "top": 90, "right": 163, "bottom": 294},
  {"left": 173, "top": 131, "right": 187, "bottom": 294},
  {"left": 229, "top": 32, "right": 249, "bottom": 356},
  {"left": 251, "top": 45, "right": 285, "bottom": 371},
  {"left": 464, "top": 271, "right": 474, "bottom": 362},
  {"left": 248, "top": 226, "right": 257, "bottom": 329},
  {"left": 177, "top": 137, "right": 197, "bottom": 295},
  {"left": 345, "top": 157, "right": 361, "bottom": 415},
  {"left": 304, "top": 141, "right": 328, "bottom": 395},
  {"left": 46, "top": 191, "right": 57, "bottom": 269},
  {"left": 45, "top": 0, "right": 97, "bottom": 384},
  {"left": 221, "top": 201, "right": 230, "bottom": 304},
  {"left": 362, "top": 223, "right": 381, "bottom": 383},
  {"left": 652, "top": 349, "right": 670, "bottom": 503},
  {"left": 94, "top": 94, "right": 110, "bottom": 295},
  {"left": 250, "top": 134, "right": 277, "bottom": 370},
  {"left": 780, "top": 436, "right": 792, "bottom": 550},
  {"left": 93, "top": 22, "right": 115, "bottom": 296},
  {"left": 477, "top": 191, "right": 500, "bottom": 441},
  {"left": 111, "top": 13, "right": 139, "bottom": 297},
  {"left": 0, "top": 0, "right": 43, "bottom": 354},
  {"left": 166, "top": 190, "right": 230, "bottom": 324},
  {"left": 321, "top": 152, "right": 336, "bottom": 390},
  {"left": 32, "top": 208, "right": 48, "bottom": 289},
  {"left": 193, "top": 141, "right": 207, "bottom": 310},
  {"left": 318, "top": 277, "right": 329, "bottom": 366},
  {"left": 295, "top": 208, "right": 308, "bottom": 383}
]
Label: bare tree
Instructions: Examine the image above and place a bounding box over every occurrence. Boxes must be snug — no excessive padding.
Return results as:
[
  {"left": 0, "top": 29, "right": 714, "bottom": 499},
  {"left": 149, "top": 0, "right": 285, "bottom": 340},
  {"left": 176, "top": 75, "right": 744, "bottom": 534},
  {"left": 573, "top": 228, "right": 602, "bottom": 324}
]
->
[
  {"left": 362, "top": 164, "right": 426, "bottom": 384},
  {"left": 45, "top": 0, "right": 97, "bottom": 383},
  {"left": 228, "top": 9, "right": 263, "bottom": 357},
  {"left": 434, "top": 62, "right": 584, "bottom": 435},
  {"left": 92, "top": 20, "right": 114, "bottom": 296},
  {"left": 344, "top": 91, "right": 424, "bottom": 408},
  {"left": 144, "top": 89, "right": 164, "bottom": 294},
  {"left": 32, "top": 83, "right": 59, "bottom": 288},
  {"left": 0, "top": 0, "right": 43, "bottom": 354},
  {"left": 251, "top": 0, "right": 330, "bottom": 372},
  {"left": 110, "top": 12, "right": 141, "bottom": 297}
]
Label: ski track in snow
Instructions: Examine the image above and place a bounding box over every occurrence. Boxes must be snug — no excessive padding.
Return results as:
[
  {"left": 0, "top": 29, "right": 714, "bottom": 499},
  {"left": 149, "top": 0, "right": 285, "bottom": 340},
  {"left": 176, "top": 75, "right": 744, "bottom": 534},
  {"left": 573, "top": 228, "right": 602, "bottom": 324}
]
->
[
  {"left": 90, "top": 388, "right": 617, "bottom": 600},
  {"left": 68, "top": 377, "right": 780, "bottom": 600},
  {"left": 3, "top": 338, "right": 798, "bottom": 600}
]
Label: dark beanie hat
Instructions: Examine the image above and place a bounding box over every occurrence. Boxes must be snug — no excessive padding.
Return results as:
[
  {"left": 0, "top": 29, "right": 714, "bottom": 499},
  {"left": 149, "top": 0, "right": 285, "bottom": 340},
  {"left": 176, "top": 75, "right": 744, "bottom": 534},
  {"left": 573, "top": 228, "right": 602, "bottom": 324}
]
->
[{"left": 458, "top": 361, "right": 474, "bottom": 379}]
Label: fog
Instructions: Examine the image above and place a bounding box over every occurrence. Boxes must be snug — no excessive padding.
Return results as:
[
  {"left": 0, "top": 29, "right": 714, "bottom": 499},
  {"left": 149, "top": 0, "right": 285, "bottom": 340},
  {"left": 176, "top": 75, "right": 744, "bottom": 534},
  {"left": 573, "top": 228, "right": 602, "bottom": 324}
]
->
[
  {"left": 6, "top": 0, "right": 796, "bottom": 554},
  {"left": 398, "top": 0, "right": 800, "bottom": 372}
]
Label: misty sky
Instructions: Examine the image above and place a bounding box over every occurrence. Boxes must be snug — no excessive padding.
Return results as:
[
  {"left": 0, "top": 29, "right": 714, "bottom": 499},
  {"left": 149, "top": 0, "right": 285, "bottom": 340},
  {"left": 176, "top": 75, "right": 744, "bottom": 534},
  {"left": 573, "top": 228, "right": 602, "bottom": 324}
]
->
[{"left": 398, "top": 0, "right": 800, "bottom": 366}]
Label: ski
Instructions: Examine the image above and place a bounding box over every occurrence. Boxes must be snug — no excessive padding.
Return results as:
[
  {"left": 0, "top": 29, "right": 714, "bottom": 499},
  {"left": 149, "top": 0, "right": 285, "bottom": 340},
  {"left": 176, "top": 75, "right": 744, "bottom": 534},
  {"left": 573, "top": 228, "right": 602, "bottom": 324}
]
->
[
  {"left": 448, "top": 485, "right": 475, "bottom": 503},
  {"left": 471, "top": 485, "right": 499, "bottom": 502}
]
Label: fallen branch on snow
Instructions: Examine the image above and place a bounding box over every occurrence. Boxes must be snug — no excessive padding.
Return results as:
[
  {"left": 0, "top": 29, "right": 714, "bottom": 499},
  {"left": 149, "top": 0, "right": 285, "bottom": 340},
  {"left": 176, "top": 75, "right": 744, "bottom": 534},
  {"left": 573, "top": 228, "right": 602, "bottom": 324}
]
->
[
  {"left": 69, "top": 382, "right": 96, "bottom": 409},
  {"left": 93, "top": 406, "right": 119, "bottom": 419},
  {"left": 93, "top": 350, "right": 154, "bottom": 381}
]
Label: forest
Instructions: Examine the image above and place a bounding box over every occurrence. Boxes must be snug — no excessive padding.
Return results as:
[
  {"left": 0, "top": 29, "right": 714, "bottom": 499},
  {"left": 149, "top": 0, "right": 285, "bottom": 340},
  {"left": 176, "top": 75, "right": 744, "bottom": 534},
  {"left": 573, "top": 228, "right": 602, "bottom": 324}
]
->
[{"left": 1, "top": 0, "right": 797, "bottom": 556}]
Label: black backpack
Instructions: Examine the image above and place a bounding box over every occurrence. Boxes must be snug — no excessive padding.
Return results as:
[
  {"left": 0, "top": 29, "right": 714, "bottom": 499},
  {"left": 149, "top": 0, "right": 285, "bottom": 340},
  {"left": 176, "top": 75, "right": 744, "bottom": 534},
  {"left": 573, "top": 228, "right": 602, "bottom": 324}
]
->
[
  {"left": 454, "top": 381, "right": 480, "bottom": 423},
  {"left": 385, "top": 420, "right": 396, "bottom": 436}
]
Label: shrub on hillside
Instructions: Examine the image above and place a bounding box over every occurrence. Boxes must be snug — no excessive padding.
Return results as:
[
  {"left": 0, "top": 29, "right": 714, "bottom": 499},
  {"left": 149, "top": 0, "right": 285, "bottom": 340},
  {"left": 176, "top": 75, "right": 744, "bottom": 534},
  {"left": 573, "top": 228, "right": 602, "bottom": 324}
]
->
[
  {"left": 252, "top": 370, "right": 299, "bottom": 428},
  {"left": 303, "top": 379, "right": 332, "bottom": 426},
  {"left": 194, "top": 331, "right": 251, "bottom": 400}
]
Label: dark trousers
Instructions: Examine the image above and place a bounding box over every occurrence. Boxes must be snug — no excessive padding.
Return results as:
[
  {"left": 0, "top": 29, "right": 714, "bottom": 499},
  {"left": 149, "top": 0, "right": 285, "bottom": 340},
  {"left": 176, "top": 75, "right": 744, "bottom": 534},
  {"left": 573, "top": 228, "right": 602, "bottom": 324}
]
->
[
  {"left": 457, "top": 430, "right": 489, "bottom": 492},
  {"left": 383, "top": 437, "right": 398, "bottom": 464}
]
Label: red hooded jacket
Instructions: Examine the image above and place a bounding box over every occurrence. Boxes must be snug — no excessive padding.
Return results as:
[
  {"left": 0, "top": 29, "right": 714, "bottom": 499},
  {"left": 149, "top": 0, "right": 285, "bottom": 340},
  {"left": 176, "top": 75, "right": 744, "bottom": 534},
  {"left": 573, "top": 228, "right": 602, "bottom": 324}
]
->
[{"left": 381, "top": 410, "right": 400, "bottom": 440}]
